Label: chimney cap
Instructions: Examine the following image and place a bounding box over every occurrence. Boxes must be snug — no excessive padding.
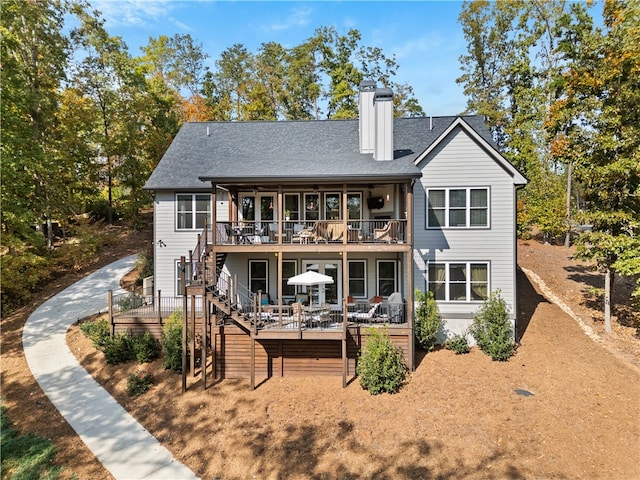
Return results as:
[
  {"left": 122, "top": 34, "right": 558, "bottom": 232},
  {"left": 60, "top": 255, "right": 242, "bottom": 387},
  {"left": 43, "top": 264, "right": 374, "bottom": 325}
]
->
[
  {"left": 359, "top": 80, "right": 377, "bottom": 91},
  {"left": 374, "top": 87, "right": 393, "bottom": 101}
]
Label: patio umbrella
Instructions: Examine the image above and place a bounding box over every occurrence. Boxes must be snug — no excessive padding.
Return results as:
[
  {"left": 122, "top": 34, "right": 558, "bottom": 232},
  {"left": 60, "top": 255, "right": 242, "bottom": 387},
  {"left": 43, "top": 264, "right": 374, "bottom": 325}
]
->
[{"left": 287, "top": 270, "right": 334, "bottom": 307}]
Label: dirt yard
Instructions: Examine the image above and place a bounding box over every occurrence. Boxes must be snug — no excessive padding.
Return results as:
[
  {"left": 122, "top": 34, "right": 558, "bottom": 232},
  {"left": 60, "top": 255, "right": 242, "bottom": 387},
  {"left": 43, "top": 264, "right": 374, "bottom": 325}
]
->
[{"left": 2, "top": 234, "right": 639, "bottom": 479}]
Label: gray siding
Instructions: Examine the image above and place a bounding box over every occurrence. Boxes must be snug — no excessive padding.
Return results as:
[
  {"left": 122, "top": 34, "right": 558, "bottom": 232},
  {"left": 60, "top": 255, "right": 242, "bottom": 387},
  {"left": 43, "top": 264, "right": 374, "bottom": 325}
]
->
[{"left": 413, "top": 128, "right": 518, "bottom": 337}]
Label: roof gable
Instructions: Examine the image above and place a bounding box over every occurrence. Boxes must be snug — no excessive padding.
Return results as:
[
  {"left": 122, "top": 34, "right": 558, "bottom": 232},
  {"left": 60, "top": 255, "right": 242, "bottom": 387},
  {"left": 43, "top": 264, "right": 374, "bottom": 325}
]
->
[{"left": 413, "top": 117, "right": 527, "bottom": 186}]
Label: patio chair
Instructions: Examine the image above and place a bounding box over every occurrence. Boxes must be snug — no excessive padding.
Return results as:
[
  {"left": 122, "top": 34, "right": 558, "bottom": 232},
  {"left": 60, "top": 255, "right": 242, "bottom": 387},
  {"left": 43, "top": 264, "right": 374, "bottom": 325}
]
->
[
  {"left": 388, "top": 292, "right": 404, "bottom": 323},
  {"left": 347, "top": 302, "right": 380, "bottom": 322},
  {"left": 310, "top": 222, "right": 329, "bottom": 243},
  {"left": 374, "top": 220, "right": 399, "bottom": 243}
]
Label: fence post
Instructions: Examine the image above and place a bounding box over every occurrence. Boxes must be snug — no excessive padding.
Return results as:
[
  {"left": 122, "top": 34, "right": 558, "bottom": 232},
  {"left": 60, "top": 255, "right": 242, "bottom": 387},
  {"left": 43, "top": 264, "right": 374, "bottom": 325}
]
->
[
  {"left": 157, "top": 290, "right": 162, "bottom": 324},
  {"left": 180, "top": 256, "right": 187, "bottom": 393},
  {"left": 108, "top": 290, "right": 114, "bottom": 337}
]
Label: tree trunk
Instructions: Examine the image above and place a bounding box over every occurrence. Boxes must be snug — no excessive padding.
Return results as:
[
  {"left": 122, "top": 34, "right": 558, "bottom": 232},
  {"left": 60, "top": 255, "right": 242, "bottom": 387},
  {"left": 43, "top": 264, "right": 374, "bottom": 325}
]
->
[
  {"left": 604, "top": 267, "right": 611, "bottom": 334},
  {"left": 564, "top": 162, "right": 572, "bottom": 248}
]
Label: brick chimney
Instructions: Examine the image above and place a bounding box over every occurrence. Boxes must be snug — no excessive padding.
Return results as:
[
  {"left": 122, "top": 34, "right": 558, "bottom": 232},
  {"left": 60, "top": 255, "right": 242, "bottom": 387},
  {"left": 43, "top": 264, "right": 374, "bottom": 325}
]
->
[{"left": 374, "top": 87, "right": 394, "bottom": 161}]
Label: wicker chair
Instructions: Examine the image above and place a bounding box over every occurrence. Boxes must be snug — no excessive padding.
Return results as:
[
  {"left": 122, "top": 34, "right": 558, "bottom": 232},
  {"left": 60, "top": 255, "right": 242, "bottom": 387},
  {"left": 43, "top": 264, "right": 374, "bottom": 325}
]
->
[{"left": 374, "top": 220, "right": 399, "bottom": 243}]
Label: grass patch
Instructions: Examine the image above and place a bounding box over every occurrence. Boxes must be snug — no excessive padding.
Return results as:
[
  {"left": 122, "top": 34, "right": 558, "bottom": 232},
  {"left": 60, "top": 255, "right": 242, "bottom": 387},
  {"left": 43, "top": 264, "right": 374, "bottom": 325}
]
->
[{"left": 0, "top": 403, "right": 64, "bottom": 480}]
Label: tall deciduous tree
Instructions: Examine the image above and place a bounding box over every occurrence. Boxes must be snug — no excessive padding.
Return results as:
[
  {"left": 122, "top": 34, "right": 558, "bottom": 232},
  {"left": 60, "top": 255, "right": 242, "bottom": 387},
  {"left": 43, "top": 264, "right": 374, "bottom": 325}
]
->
[
  {"left": 1, "top": 0, "right": 71, "bottom": 249},
  {"left": 560, "top": 0, "right": 640, "bottom": 329}
]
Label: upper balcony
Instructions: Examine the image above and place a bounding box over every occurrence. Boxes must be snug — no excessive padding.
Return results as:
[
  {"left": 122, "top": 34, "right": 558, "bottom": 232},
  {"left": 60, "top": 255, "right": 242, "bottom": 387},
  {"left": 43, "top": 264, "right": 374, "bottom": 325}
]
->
[{"left": 197, "top": 218, "right": 407, "bottom": 248}]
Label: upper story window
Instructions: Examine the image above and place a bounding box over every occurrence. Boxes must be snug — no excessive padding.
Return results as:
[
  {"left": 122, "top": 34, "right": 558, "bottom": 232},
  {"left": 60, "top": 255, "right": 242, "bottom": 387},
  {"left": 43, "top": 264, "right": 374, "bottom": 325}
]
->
[
  {"left": 177, "top": 194, "right": 211, "bottom": 230},
  {"left": 426, "top": 187, "right": 489, "bottom": 228}
]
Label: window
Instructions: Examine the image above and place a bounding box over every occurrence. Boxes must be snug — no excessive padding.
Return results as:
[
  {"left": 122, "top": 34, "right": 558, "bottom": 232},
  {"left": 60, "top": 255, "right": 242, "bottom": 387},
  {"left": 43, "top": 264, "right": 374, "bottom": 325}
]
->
[
  {"left": 427, "top": 262, "right": 488, "bottom": 302},
  {"left": 376, "top": 260, "right": 397, "bottom": 297},
  {"left": 325, "top": 193, "right": 341, "bottom": 220},
  {"left": 282, "top": 260, "right": 297, "bottom": 297},
  {"left": 348, "top": 260, "right": 366, "bottom": 298},
  {"left": 242, "top": 196, "right": 255, "bottom": 221},
  {"left": 176, "top": 194, "right": 211, "bottom": 230},
  {"left": 175, "top": 260, "right": 193, "bottom": 295},
  {"left": 249, "top": 260, "right": 268, "bottom": 294},
  {"left": 426, "top": 188, "right": 489, "bottom": 228},
  {"left": 347, "top": 193, "right": 362, "bottom": 224},
  {"left": 304, "top": 193, "right": 320, "bottom": 221},
  {"left": 284, "top": 194, "right": 299, "bottom": 220}
]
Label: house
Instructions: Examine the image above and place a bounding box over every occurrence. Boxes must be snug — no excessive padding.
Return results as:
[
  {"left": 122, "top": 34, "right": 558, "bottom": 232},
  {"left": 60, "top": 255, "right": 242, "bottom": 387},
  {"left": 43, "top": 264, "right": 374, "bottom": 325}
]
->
[{"left": 135, "top": 81, "right": 526, "bottom": 388}]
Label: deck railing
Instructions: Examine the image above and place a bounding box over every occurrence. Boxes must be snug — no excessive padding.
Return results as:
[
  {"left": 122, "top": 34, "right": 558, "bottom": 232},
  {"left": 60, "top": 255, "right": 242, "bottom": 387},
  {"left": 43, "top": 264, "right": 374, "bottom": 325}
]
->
[{"left": 201, "top": 219, "right": 407, "bottom": 246}]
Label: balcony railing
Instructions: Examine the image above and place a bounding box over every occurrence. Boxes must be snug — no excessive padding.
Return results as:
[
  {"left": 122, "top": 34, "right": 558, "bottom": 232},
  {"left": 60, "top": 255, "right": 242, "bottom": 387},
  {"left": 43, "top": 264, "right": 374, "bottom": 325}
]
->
[{"left": 202, "top": 219, "right": 406, "bottom": 246}]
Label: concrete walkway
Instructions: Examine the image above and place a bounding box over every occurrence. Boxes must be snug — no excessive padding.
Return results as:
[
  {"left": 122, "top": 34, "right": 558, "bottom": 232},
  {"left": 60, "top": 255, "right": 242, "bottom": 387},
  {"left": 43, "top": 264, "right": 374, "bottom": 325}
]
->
[{"left": 23, "top": 255, "right": 199, "bottom": 480}]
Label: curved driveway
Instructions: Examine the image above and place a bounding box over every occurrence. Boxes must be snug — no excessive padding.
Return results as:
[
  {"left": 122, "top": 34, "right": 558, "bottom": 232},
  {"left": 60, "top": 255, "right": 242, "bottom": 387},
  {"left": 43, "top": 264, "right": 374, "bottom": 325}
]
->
[{"left": 23, "top": 255, "right": 199, "bottom": 480}]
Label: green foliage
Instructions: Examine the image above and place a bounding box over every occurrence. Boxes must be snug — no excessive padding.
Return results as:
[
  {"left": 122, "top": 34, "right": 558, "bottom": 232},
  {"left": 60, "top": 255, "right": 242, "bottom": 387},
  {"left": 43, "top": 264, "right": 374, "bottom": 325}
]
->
[
  {"left": 162, "top": 309, "right": 184, "bottom": 373},
  {"left": 444, "top": 333, "right": 471, "bottom": 355},
  {"left": 1, "top": 404, "right": 63, "bottom": 480},
  {"left": 414, "top": 289, "right": 442, "bottom": 351},
  {"left": 356, "top": 327, "right": 407, "bottom": 395},
  {"left": 117, "top": 293, "right": 145, "bottom": 312},
  {"left": 135, "top": 246, "right": 154, "bottom": 285},
  {"left": 126, "top": 369, "right": 154, "bottom": 397},
  {"left": 1, "top": 221, "right": 115, "bottom": 314},
  {"left": 470, "top": 290, "right": 515, "bottom": 361},
  {"left": 80, "top": 325, "right": 160, "bottom": 366},
  {"left": 101, "top": 334, "right": 136, "bottom": 365},
  {"left": 131, "top": 332, "right": 161, "bottom": 364},
  {"left": 79, "top": 318, "right": 111, "bottom": 349}
]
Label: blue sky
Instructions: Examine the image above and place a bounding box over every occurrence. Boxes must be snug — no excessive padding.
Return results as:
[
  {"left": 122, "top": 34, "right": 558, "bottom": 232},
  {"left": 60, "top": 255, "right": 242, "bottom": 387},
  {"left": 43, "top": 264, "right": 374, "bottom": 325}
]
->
[{"left": 91, "top": 1, "right": 472, "bottom": 115}]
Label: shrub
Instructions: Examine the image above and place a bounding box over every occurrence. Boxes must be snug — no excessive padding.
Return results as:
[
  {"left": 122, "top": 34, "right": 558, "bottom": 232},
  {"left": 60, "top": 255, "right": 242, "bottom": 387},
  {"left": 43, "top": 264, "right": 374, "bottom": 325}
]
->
[
  {"left": 444, "top": 333, "right": 470, "bottom": 354},
  {"left": 83, "top": 327, "right": 160, "bottom": 365},
  {"left": 102, "top": 333, "right": 136, "bottom": 365},
  {"left": 162, "top": 309, "right": 183, "bottom": 373},
  {"left": 469, "top": 290, "right": 516, "bottom": 361},
  {"left": 79, "top": 318, "right": 111, "bottom": 349},
  {"left": 414, "top": 289, "right": 442, "bottom": 351},
  {"left": 357, "top": 328, "right": 407, "bottom": 395},
  {"left": 135, "top": 246, "right": 154, "bottom": 285},
  {"left": 130, "top": 332, "right": 161, "bottom": 364},
  {"left": 127, "top": 369, "right": 154, "bottom": 397}
]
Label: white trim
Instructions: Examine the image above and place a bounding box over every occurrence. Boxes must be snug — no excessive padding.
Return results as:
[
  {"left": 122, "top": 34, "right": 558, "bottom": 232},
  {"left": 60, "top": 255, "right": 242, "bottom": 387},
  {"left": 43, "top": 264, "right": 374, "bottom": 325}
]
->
[
  {"left": 376, "top": 259, "right": 397, "bottom": 298},
  {"left": 426, "top": 187, "right": 490, "bottom": 229},
  {"left": 426, "top": 261, "right": 490, "bottom": 303}
]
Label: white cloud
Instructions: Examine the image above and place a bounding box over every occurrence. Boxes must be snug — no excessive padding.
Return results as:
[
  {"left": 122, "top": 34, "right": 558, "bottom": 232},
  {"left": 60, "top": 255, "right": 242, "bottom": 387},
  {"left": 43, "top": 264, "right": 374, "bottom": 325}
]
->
[
  {"left": 263, "top": 6, "right": 313, "bottom": 32},
  {"left": 92, "top": 0, "right": 179, "bottom": 28}
]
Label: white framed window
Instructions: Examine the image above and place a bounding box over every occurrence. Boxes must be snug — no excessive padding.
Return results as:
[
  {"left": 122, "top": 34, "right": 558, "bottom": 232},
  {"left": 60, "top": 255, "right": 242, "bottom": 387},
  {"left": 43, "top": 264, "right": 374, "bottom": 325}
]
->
[
  {"left": 426, "top": 187, "right": 489, "bottom": 228},
  {"left": 427, "top": 262, "right": 489, "bottom": 302},
  {"left": 176, "top": 194, "right": 211, "bottom": 230},
  {"left": 304, "top": 193, "right": 320, "bottom": 221},
  {"left": 348, "top": 260, "right": 367, "bottom": 298},
  {"left": 175, "top": 260, "right": 193, "bottom": 296},
  {"left": 282, "top": 260, "right": 298, "bottom": 298},
  {"left": 376, "top": 260, "right": 397, "bottom": 297},
  {"left": 249, "top": 260, "right": 268, "bottom": 294}
]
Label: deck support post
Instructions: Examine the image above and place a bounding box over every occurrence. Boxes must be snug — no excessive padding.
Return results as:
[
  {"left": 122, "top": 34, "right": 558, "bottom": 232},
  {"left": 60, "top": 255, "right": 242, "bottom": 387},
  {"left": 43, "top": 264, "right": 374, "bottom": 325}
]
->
[
  {"left": 250, "top": 335, "right": 256, "bottom": 390},
  {"left": 202, "top": 280, "right": 208, "bottom": 390},
  {"left": 190, "top": 295, "right": 196, "bottom": 376},
  {"left": 342, "top": 335, "right": 347, "bottom": 388},
  {"left": 180, "top": 256, "right": 187, "bottom": 393}
]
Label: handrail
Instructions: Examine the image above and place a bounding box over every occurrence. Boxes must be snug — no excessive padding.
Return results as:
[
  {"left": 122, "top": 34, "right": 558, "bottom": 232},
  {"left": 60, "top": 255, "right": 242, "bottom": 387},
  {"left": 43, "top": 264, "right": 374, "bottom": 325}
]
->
[{"left": 194, "top": 219, "right": 408, "bottom": 246}]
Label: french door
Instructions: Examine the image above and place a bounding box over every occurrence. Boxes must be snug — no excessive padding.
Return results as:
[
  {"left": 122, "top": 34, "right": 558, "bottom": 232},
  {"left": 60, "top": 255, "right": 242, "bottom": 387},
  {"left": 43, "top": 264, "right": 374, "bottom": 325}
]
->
[{"left": 303, "top": 260, "right": 341, "bottom": 306}]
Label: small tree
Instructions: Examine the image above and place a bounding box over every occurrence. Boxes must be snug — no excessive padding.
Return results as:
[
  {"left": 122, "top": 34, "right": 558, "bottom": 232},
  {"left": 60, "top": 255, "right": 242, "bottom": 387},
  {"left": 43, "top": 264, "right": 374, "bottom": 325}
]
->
[
  {"left": 357, "top": 328, "right": 407, "bottom": 395},
  {"left": 162, "top": 309, "right": 183, "bottom": 373},
  {"left": 470, "top": 290, "right": 515, "bottom": 361},
  {"left": 414, "top": 289, "right": 442, "bottom": 351}
]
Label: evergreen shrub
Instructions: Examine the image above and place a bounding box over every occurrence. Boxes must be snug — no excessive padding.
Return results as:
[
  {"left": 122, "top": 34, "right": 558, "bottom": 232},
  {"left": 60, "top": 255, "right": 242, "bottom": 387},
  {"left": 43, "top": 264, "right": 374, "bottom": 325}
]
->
[
  {"left": 414, "top": 289, "right": 442, "bottom": 351},
  {"left": 469, "top": 290, "right": 516, "bottom": 361},
  {"left": 357, "top": 328, "right": 407, "bottom": 395},
  {"left": 162, "top": 309, "right": 183, "bottom": 373}
]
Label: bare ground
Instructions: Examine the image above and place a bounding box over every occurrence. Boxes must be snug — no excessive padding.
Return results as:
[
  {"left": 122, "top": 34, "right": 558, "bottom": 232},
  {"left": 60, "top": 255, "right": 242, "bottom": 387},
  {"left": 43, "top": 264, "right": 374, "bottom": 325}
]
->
[{"left": 2, "top": 233, "right": 639, "bottom": 479}]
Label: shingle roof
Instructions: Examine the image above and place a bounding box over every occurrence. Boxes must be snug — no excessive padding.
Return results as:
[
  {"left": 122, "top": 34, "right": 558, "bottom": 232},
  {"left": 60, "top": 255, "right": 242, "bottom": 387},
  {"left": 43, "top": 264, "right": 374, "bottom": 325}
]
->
[{"left": 144, "top": 115, "right": 496, "bottom": 190}]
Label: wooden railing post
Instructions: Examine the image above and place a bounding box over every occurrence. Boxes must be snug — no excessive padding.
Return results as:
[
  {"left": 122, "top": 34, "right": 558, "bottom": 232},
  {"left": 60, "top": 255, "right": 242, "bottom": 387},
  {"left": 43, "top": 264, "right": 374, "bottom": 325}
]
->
[
  {"left": 108, "top": 290, "right": 114, "bottom": 337},
  {"left": 180, "top": 256, "right": 187, "bottom": 393}
]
